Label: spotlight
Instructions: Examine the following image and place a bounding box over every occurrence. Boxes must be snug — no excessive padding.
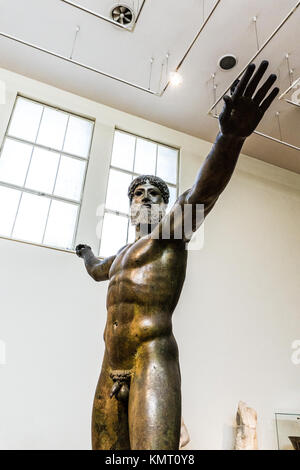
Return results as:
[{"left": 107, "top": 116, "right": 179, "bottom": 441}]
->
[{"left": 170, "top": 71, "right": 183, "bottom": 87}]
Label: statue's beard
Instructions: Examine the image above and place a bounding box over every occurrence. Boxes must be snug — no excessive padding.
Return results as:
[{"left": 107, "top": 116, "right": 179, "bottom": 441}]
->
[{"left": 130, "top": 203, "right": 166, "bottom": 226}]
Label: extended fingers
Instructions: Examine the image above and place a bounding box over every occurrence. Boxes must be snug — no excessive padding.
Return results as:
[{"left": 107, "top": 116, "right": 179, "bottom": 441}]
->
[
  {"left": 260, "top": 87, "right": 280, "bottom": 114},
  {"left": 244, "top": 60, "right": 269, "bottom": 97},
  {"left": 253, "top": 74, "right": 277, "bottom": 104},
  {"left": 232, "top": 63, "right": 256, "bottom": 99}
]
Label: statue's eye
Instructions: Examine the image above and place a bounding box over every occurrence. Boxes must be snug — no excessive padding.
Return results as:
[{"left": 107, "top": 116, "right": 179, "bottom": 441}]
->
[{"left": 135, "top": 190, "right": 142, "bottom": 196}]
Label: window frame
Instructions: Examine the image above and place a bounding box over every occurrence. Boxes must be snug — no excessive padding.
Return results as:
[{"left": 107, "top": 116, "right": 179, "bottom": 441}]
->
[
  {"left": 0, "top": 94, "right": 95, "bottom": 252},
  {"left": 99, "top": 127, "right": 180, "bottom": 257}
]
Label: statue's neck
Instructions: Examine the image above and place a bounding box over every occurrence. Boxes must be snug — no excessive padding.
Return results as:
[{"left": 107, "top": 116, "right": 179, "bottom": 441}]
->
[{"left": 135, "top": 223, "right": 158, "bottom": 241}]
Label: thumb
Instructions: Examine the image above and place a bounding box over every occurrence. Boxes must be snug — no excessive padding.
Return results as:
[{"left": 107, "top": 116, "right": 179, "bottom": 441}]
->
[
  {"left": 221, "top": 95, "right": 233, "bottom": 120},
  {"left": 223, "top": 95, "right": 233, "bottom": 110}
]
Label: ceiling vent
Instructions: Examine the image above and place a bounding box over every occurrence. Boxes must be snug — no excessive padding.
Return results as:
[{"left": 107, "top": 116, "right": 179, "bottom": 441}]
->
[
  {"left": 111, "top": 5, "right": 134, "bottom": 26},
  {"left": 218, "top": 54, "right": 237, "bottom": 71}
]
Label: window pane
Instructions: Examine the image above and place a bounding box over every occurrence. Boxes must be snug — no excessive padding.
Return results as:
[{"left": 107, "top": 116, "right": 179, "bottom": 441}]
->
[
  {"left": 156, "top": 146, "right": 178, "bottom": 184},
  {"left": 100, "top": 212, "right": 128, "bottom": 258},
  {"left": 106, "top": 169, "right": 132, "bottom": 214},
  {"left": 134, "top": 138, "right": 157, "bottom": 175},
  {"left": 25, "top": 148, "right": 60, "bottom": 194},
  {"left": 0, "top": 186, "right": 21, "bottom": 237},
  {"left": 54, "top": 156, "right": 86, "bottom": 201},
  {"left": 8, "top": 97, "right": 43, "bottom": 142},
  {"left": 43, "top": 200, "right": 78, "bottom": 249},
  {"left": 63, "top": 116, "right": 93, "bottom": 158},
  {"left": 111, "top": 131, "right": 135, "bottom": 171},
  {"left": 12, "top": 193, "right": 50, "bottom": 243},
  {"left": 36, "top": 108, "right": 68, "bottom": 150},
  {"left": 0, "top": 138, "right": 33, "bottom": 186},
  {"left": 127, "top": 220, "right": 136, "bottom": 243},
  {"left": 167, "top": 186, "right": 177, "bottom": 211}
]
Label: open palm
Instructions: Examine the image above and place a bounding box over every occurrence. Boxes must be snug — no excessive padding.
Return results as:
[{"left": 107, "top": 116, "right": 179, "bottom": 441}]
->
[{"left": 219, "top": 61, "right": 279, "bottom": 139}]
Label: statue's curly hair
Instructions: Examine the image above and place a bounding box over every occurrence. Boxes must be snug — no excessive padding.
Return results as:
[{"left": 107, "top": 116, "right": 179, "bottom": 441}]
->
[{"left": 128, "top": 175, "right": 169, "bottom": 204}]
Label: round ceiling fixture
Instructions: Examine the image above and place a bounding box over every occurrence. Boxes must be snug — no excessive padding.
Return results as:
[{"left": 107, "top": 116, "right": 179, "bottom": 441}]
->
[
  {"left": 111, "top": 5, "right": 134, "bottom": 26},
  {"left": 218, "top": 54, "right": 237, "bottom": 71}
]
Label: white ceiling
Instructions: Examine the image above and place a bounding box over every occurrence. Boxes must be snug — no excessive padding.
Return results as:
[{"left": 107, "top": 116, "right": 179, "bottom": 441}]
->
[{"left": 0, "top": 0, "right": 299, "bottom": 173}]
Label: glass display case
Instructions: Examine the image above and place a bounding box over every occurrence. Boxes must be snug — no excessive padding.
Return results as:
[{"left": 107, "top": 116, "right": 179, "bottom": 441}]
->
[{"left": 275, "top": 413, "right": 300, "bottom": 450}]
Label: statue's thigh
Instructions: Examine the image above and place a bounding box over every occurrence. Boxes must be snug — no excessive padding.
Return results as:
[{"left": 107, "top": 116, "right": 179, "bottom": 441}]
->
[
  {"left": 128, "top": 359, "right": 181, "bottom": 450},
  {"left": 92, "top": 356, "right": 130, "bottom": 450}
]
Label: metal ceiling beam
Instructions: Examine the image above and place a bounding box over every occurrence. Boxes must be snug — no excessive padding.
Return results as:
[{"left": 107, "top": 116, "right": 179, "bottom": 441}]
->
[
  {"left": 212, "top": 114, "right": 300, "bottom": 151},
  {"left": 160, "top": 0, "right": 221, "bottom": 95},
  {"left": 278, "top": 77, "right": 300, "bottom": 100},
  {"left": 207, "top": 1, "right": 300, "bottom": 114},
  {"left": 0, "top": 0, "right": 221, "bottom": 96},
  {"left": 0, "top": 30, "right": 159, "bottom": 95},
  {"left": 60, "top": 0, "right": 147, "bottom": 32},
  {"left": 253, "top": 130, "right": 300, "bottom": 151}
]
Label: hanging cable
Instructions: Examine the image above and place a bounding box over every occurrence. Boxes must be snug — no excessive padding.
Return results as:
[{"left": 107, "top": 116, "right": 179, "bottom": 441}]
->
[
  {"left": 148, "top": 57, "right": 154, "bottom": 90},
  {"left": 211, "top": 73, "right": 218, "bottom": 115},
  {"left": 275, "top": 112, "right": 283, "bottom": 141},
  {"left": 211, "top": 114, "right": 300, "bottom": 151},
  {"left": 158, "top": 60, "right": 165, "bottom": 93},
  {"left": 70, "top": 25, "right": 80, "bottom": 60},
  {"left": 253, "top": 16, "right": 260, "bottom": 51},
  {"left": 285, "top": 53, "right": 294, "bottom": 86},
  {"left": 165, "top": 52, "right": 169, "bottom": 83},
  {"left": 0, "top": 30, "right": 158, "bottom": 94},
  {"left": 208, "top": 1, "right": 300, "bottom": 114}
]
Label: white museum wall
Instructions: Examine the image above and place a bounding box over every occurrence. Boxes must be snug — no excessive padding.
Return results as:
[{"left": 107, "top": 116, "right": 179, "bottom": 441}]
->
[{"left": 0, "top": 68, "right": 299, "bottom": 450}]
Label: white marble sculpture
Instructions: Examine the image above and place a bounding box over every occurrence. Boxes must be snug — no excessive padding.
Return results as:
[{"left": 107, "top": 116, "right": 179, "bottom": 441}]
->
[
  {"left": 179, "top": 417, "right": 190, "bottom": 449},
  {"left": 235, "top": 401, "right": 258, "bottom": 450}
]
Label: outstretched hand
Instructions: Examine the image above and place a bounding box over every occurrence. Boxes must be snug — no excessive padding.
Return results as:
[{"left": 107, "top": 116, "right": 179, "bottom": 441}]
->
[{"left": 219, "top": 61, "right": 279, "bottom": 139}]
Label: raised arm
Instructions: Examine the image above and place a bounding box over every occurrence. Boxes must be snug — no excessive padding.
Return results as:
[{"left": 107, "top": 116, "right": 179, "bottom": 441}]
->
[
  {"left": 161, "top": 61, "right": 279, "bottom": 243},
  {"left": 75, "top": 244, "right": 115, "bottom": 282},
  {"left": 186, "top": 61, "right": 279, "bottom": 213}
]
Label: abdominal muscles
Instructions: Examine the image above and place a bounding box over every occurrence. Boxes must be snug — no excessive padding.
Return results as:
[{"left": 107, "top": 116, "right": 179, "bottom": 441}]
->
[
  {"left": 104, "top": 245, "right": 187, "bottom": 370},
  {"left": 104, "top": 302, "right": 175, "bottom": 370}
]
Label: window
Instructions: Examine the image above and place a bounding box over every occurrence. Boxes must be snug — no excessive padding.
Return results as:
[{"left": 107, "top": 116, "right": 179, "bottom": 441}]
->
[
  {"left": 0, "top": 96, "right": 94, "bottom": 250},
  {"left": 99, "top": 130, "right": 179, "bottom": 257}
]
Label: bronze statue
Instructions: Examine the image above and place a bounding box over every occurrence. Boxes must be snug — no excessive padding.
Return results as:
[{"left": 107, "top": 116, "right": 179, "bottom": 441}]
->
[{"left": 76, "top": 61, "right": 279, "bottom": 450}]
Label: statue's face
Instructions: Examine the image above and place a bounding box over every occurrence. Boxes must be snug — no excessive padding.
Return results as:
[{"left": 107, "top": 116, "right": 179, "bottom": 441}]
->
[{"left": 130, "top": 183, "right": 167, "bottom": 225}]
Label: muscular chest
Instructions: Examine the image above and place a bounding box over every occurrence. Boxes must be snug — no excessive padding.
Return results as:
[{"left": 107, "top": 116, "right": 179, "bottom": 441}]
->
[
  {"left": 110, "top": 237, "right": 161, "bottom": 274},
  {"left": 107, "top": 237, "right": 187, "bottom": 306}
]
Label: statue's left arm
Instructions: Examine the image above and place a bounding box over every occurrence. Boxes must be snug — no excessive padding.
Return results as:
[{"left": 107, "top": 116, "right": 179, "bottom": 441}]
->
[{"left": 169, "top": 61, "right": 279, "bottom": 240}]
